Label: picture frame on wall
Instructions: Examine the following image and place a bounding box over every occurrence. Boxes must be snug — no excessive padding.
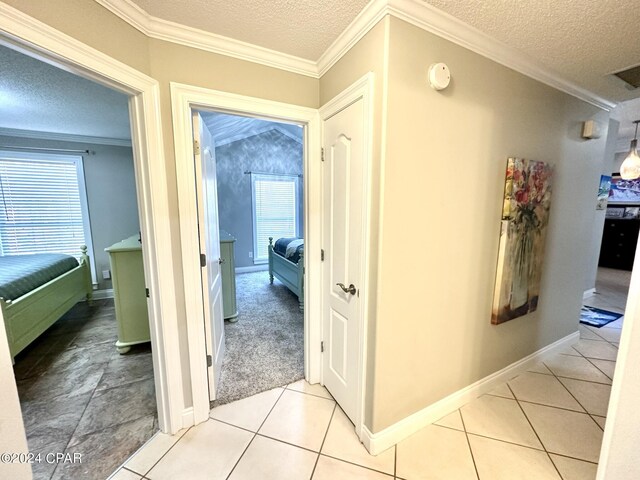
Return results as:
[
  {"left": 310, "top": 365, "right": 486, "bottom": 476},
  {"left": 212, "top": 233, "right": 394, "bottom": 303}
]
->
[
  {"left": 491, "top": 157, "right": 553, "bottom": 325},
  {"left": 608, "top": 174, "right": 640, "bottom": 205},
  {"left": 596, "top": 175, "right": 611, "bottom": 210}
]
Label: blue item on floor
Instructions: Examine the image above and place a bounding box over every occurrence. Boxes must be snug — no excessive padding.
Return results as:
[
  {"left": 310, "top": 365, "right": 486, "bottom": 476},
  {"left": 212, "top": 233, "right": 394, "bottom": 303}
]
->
[{"left": 580, "top": 306, "right": 623, "bottom": 327}]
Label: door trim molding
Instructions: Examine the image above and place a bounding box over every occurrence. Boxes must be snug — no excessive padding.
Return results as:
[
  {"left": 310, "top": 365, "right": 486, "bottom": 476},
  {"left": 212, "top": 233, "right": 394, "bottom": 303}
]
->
[
  {"left": 0, "top": 2, "right": 185, "bottom": 434},
  {"left": 170, "top": 82, "right": 322, "bottom": 424},
  {"left": 361, "top": 331, "right": 580, "bottom": 455},
  {"left": 319, "top": 72, "right": 375, "bottom": 441}
]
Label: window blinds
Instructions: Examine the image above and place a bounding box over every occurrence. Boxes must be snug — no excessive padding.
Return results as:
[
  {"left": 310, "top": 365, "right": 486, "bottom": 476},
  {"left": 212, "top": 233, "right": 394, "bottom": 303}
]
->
[
  {"left": 0, "top": 155, "right": 87, "bottom": 257},
  {"left": 252, "top": 174, "right": 298, "bottom": 262}
]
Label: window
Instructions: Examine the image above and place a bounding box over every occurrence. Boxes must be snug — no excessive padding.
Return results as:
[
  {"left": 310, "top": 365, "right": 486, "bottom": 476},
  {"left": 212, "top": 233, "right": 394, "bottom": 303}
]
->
[
  {"left": 251, "top": 173, "right": 299, "bottom": 263},
  {"left": 0, "top": 151, "right": 95, "bottom": 278}
]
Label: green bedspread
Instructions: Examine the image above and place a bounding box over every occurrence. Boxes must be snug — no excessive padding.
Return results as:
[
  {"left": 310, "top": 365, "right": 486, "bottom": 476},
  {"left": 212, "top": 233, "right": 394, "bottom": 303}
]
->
[{"left": 0, "top": 254, "right": 79, "bottom": 301}]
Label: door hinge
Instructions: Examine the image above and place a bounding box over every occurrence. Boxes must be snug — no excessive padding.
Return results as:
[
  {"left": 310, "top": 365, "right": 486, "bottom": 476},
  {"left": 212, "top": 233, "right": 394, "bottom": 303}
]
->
[
  {"left": 206, "top": 354, "right": 212, "bottom": 367},
  {"left": 321, "top": 249, "right": 324, "bottom": 261},
  {"left": 200, "top": 253, "right": 206, "bottom": 267},
  {"left": 321, "top": 147, "right": 324, "bottom": 162},
  {"left": 321, "top": 341, "right": 324, "bottom": 353},
  {"left": 145, "top": 287, "right": 150, "bottom": 298},
  {"left": 194, "top": 139, "right": 201, "bottom": 156}
]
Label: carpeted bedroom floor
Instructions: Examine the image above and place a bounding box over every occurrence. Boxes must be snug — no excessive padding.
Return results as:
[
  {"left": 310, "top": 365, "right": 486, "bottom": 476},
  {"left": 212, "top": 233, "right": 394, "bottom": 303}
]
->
[{"left": 211, "top": 270, "right": 304, "bottom": 407}]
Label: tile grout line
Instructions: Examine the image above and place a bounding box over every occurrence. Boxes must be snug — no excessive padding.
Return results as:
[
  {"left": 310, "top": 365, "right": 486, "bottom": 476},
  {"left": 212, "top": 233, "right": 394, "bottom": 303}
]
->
[
  {"left": 547, "top": 342, "right": 614, "bottom": 431},
  {"left": 285, "top": 384, "right": 335, "bottom": 401},
  {"left": 506, "top": 384, "right": 565, "bottom": 480},
  {"left": 225, "top": 387, "right": 287, "bottom": 480},
  {"left": 319, "top": 452, "right": 395, "bottom": 477},
  {"left": 309, "top": 402, "right": 337, "bottom": 479},
  {"left": 47, "top": 307, "right": 113, "bottom": 480},
  {"left": 545, "top": 354, "right": 613, "bottom": 385},
  {"left": 393, "top": 443, "right": 397, "bottom": 479},
  {"left": 138, "top": 426, "right": 192, "bottom": 477},
  {"left": 458, "top": 409, "right": 481, "bottom": 480},
  {"left": 542, "top": 360, "right": 606, "bottom": 432}
]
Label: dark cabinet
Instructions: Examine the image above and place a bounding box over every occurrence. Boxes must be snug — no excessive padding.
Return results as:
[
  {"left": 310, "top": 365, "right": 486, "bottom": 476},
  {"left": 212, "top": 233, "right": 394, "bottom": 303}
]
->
[{"left": 599, "top": 218, "right": 640, "bottom": 270}]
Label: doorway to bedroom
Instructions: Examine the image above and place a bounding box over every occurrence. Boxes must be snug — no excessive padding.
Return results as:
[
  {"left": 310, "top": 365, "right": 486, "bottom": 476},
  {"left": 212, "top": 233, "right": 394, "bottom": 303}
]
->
[
  {"left": 194, "top": 110, "right": 306, "bottom": 406},
  {"left": 0, "top": 44, "right": 158, "bottom": 480}
]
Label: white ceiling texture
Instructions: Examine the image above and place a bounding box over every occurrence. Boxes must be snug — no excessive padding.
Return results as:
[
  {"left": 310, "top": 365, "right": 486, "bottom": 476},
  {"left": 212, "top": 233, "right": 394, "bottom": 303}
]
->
[
  {"left": 2, "top": 0, "right": 640, "bottom": 146},
  {"left": 0, "top": 44, "right": 131, "bottom": 141}
]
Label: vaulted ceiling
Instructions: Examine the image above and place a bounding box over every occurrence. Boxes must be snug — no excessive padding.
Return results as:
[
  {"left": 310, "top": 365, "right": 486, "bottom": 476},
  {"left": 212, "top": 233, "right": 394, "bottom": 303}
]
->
[{"left": 200, "top": 112, "right": 303, "bottom": 147}]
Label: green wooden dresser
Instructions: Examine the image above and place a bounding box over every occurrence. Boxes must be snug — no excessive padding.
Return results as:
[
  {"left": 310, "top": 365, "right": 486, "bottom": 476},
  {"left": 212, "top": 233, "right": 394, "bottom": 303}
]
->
[
  {"left": 106, "top": 234, "right": 150, "bottom": 353},
  {"left": 220, "top": 230, "right": 238, "bottom": 321}
]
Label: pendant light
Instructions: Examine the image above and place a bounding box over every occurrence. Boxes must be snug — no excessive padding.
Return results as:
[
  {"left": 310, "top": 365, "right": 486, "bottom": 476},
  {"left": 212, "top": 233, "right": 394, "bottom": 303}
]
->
[{"left": 620, "top": 120, "right": 640, "bottom": 180}]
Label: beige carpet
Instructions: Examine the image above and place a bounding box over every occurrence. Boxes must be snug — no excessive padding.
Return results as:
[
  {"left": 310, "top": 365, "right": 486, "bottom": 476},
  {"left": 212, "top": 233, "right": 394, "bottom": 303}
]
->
[{"left": 211, "top": 271, "right": 304, "bottom": 406}]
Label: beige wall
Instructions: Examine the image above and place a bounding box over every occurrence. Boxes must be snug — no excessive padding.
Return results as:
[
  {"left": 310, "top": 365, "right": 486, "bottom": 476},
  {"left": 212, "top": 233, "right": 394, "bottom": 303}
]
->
[
  {"left": 4, "top": 2, "right": 615, "bottom": 436},
  {"left": 367, "top": 17, "right": 610, "bottom": 432},
  {"left": 319, "top": 17, "right": 389, "bottom": 428},
  {"left": 146, "top": 39, "right": 319, "bottom": 406},
  {"left": 3, "top": 0, "right": 320, "bottom": 411},
  {"left": 3, "top": 0, "right": 151, "bottom": 74}
]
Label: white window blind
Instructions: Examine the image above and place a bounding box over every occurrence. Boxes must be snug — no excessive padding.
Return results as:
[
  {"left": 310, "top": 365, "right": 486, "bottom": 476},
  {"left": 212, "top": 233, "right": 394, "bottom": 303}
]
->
[
  {"left": 0, "top": 152, "right": 91, "bottom": 260},
  {"left": 252, "top": 174, "right": 299, "bottom": 262}
]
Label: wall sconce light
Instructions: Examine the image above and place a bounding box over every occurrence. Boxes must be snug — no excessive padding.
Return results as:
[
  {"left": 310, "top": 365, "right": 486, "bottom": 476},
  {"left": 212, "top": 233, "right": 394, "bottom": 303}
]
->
[{"left": 620, "top": 120, "right": 640, "bottom": 180}]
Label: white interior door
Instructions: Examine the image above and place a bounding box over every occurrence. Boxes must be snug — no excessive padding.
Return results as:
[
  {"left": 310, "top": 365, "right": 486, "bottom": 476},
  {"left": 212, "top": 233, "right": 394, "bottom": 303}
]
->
[
  {"left": 322, "top": 98, "right": 365, "bottom": 424},
  {"left": 193, "top": 112, "right": 225, "bottom": 401}
]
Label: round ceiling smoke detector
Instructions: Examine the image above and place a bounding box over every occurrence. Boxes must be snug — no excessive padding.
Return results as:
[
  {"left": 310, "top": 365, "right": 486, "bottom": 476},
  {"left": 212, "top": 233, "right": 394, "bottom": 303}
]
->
[{"left": 428, "top": 63, "right": 451, "bottom": 90}]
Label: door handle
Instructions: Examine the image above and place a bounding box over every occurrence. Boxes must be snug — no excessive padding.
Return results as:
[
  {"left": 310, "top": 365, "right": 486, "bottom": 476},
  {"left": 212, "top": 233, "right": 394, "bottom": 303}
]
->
[
  {"left": 336, "top": 283, "right": 356, "bottom": 295},
  {"left": 218, "top": 258, "right": 225, "bottom": 264}
]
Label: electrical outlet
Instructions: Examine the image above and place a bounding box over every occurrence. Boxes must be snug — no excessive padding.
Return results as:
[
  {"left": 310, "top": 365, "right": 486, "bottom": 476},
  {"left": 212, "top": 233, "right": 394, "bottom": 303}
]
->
[
  {"left": 248, "top": 252, "right": 253, "bottom": 258},
  {"left": 102, "top": 270, "right": 111, "bottom": 280}
]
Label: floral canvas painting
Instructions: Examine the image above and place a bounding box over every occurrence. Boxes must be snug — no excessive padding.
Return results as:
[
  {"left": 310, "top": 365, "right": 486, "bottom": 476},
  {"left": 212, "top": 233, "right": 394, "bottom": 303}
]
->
[{"left": 492, "top": 158, "right": 553, "bottom": 325}]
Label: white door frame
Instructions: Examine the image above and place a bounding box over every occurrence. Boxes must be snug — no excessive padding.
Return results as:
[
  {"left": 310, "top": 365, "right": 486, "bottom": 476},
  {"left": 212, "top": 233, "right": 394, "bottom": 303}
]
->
[
  {"left": 0, "top": 3, "right": 185, "bottom": 434},
  {"left": 319, "top": 73, "right": 374, "bottom": 440},
  {"left": 170, "top": 82, "right": 322, "bottom": 424}
]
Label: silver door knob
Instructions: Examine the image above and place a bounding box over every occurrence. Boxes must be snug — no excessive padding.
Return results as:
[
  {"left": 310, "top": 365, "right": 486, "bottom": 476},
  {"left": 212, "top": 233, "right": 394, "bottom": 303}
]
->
[{"left": 336, "top": 283, "right": 356, "bottom": 295}]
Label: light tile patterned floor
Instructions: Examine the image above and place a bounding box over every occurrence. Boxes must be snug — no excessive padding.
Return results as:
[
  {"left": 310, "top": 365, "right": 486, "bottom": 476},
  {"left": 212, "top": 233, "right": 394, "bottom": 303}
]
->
[{"left": 109, "top": 268, "right": 626, "bottom": 479}]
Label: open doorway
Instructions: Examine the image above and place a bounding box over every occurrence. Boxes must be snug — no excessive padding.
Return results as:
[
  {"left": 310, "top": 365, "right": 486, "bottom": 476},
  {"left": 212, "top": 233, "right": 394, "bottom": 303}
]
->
[
  {"left": 0, "top": 44, "right": 156, "bottom": 480},
  {"left": 193, "top": 110, "right": 306, "bottom": 406}
]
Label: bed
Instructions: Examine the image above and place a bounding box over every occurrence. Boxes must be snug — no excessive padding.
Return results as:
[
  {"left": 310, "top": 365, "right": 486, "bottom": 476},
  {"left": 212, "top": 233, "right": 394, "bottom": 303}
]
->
[
  {"left": 268, "top": 237, "right": 304, "bottom": 311},
  {"left": 0, "top": 246, "right": 92, "bottom": 361}
]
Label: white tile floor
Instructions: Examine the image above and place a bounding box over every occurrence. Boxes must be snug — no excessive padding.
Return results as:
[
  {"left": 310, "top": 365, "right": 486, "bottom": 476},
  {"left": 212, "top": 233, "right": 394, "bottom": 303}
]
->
[{"left": 109, "top": 268, "right": 626, "bottom": 480}]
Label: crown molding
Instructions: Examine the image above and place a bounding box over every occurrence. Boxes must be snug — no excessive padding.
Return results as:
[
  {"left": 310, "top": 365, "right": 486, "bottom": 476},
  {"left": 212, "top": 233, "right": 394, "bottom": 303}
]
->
[
  {"left": 0, "top": 127, "right": 132, "bottom": 147},
  {"left": 94, "top": 0, "right": 616, "bottom": 111},
  {"left": 316, "top": 0, "right": 388, "bottom": 77},
  {"left": 94, "top": 0, "right": 318, "bottom": 77},
  {"left": 384, "top": 0, "right": 617, "bottom": 111}
]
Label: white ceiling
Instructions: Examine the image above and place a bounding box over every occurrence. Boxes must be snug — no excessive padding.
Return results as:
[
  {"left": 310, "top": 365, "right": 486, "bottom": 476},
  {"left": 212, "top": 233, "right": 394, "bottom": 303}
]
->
[
  {"left": 4, "top": 1, "right": 640, "bottom": 144},
  {"left": 423, "top": 0, "right": 640, "bottom": 104},
  {"left": 0, "top": 45, "right": 131, "bottom": 141},
  {"left": 131, "top": 0, "right": 371, "bottom": 60}
]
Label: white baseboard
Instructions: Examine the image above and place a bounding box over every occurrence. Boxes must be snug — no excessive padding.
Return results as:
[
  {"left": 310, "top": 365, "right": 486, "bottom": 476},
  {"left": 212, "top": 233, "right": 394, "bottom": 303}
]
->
[
  {"left": 235, "top": 265, "right": 269, "bottom": 274},
  {"left": 361, "top": 331, "right": 580, "bottom": 455},
  {"left": 93, "top": 289, "right": 115, "bottom": 300},
  {"left": 583, "top": 288, "right": 597, "bottom": 299},
  {"left": 181, "top": 407, "right": 195, "bottom": 429}
]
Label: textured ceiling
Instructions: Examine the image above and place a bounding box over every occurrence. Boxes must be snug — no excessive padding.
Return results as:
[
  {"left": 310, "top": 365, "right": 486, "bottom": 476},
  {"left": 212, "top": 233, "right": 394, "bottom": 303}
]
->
[
  {"left": 0, "top": 45, "right": 131, "bottom": 140},
  {"left": 201, "top": 111, "right": 302, "bottom": 146},
  {"left": 131, "top": 0, "right": 370, "bottom": 60},
  {"left": 423, "top": 0, "right": 640, "bottom": 103}
]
